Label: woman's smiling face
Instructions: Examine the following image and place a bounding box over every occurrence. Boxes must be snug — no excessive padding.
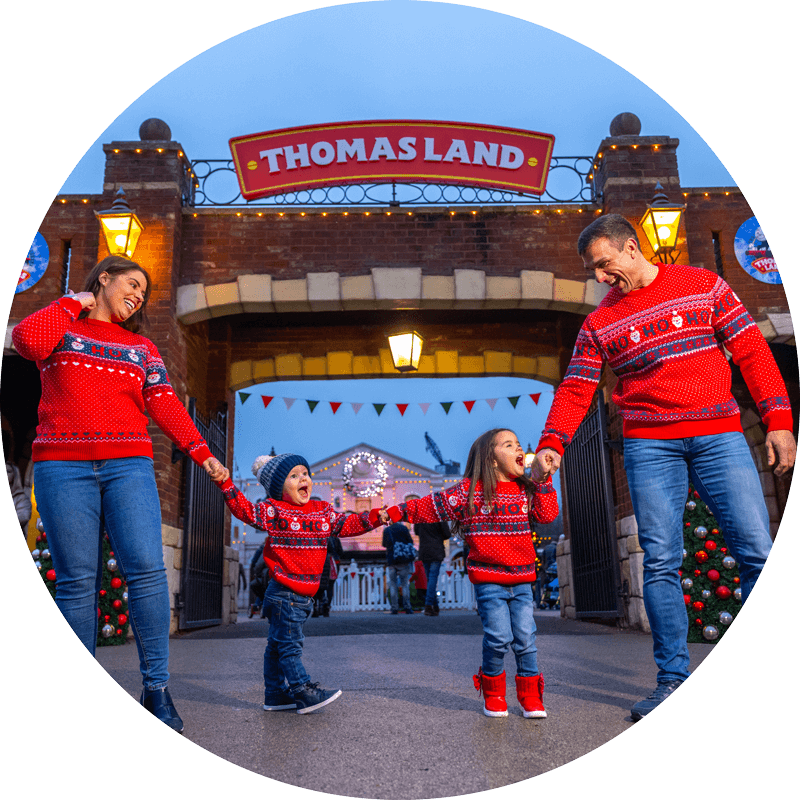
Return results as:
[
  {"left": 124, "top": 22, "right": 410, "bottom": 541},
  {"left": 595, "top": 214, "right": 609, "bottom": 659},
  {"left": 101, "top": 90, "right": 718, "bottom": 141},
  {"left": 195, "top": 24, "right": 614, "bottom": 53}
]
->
[{"left": 94, "top": 269, "right": 148, "bottom": 323}]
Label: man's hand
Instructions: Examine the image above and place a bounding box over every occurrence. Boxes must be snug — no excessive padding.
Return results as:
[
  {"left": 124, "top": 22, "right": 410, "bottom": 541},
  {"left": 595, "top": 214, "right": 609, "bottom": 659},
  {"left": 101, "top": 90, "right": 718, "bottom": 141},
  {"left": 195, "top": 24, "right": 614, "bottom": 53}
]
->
[
  {"left": 765, "top": 429, "right": 796, "bottom": 477},
  {"left": 203, "top": 457, "right": 228, "bottom": 482},
  {"left": 531, "top": 448, "right": 561, "bottom": 482}
]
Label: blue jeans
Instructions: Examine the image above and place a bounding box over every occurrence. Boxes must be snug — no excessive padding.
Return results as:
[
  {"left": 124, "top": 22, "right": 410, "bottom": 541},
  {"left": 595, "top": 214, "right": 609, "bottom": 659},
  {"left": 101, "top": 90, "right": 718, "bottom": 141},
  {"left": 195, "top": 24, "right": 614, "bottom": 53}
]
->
[
  {"left": 263, "top": 579, "right": 314, "bottom": 694},
  {"left": 474, "top": 582, "right": 538, "bottom": 677},
  {"left": 423, "top": 560, "right": 442, "bottom": 606},
  {"left": 623, "top": 432, "right": 773, "bottom": 683},
  {"left": 387, "top": 563, "right": 413, "bottom": 611},
  {"left": 33, "top": 457, "right": 171, "bottom": 690}
]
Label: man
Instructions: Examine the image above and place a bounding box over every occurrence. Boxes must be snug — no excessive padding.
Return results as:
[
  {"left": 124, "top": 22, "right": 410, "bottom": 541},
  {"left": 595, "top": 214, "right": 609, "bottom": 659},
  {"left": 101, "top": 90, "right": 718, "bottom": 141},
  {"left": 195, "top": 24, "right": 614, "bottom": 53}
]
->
[
  {"left": 415, "top": 519, "right": 450, "bottom": 615},
  {"left": 383, "top": 521, "right": 416, "bottom": 615},
  {"left": 533, "top": 213, "right": 795, "bottom": 721}
]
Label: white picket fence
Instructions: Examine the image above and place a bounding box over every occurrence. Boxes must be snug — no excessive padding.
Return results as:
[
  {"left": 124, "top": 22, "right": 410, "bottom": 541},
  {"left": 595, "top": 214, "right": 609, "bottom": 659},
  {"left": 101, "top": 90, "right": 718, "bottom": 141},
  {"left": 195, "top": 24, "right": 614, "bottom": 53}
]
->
[{"left": 331, "top": 560, "right": 476, "bottom": 612}]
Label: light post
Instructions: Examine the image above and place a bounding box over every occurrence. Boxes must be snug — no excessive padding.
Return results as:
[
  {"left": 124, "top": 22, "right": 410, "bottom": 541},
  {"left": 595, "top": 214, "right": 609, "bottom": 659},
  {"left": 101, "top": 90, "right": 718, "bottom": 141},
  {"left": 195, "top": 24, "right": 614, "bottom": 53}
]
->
[
  {"left": 388, "top": 331, "right": 424, "bottom": 373},
  {"left": 95, "top": 187, "right": 144, "bottom": 259},
  {"left": 524, "top": 443, "right": 535, "bottom": 477},
  {"left": 639, "top": 182, "right": 685, "bottom": 263}
]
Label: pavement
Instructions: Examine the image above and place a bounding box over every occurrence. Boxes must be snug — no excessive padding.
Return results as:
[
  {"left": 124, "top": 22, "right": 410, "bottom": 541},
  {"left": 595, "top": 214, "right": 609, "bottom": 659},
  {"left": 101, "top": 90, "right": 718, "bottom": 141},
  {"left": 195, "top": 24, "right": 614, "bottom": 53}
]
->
[{"left": 95, "top": 608, "right": 713, "bottom": 799}]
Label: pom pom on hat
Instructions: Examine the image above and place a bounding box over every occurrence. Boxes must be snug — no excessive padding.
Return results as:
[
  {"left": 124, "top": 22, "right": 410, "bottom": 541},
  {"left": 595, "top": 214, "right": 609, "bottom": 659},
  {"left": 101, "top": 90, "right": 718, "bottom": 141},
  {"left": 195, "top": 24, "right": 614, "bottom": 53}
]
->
[{"left": 253, "top": 452, "right": 311, "bottom": 500}]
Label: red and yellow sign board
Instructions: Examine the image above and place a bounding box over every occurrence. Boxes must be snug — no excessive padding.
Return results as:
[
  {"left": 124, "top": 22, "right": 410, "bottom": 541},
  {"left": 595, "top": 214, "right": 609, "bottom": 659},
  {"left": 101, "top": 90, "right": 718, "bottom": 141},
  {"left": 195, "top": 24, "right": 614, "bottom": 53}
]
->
[{"left": 229, "top": 120, "right": 555, "bottom": 201}]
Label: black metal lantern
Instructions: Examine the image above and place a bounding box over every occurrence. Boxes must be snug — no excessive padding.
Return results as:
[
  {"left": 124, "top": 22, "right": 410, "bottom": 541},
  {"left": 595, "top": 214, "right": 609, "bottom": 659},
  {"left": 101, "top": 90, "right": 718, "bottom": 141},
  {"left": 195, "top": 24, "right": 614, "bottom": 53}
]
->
[
  {"left": 639, "top": 182, "right": 685, "bottom": 263},
  {"left": 95, "top": 187, "right": 144, "bottom": 259}
]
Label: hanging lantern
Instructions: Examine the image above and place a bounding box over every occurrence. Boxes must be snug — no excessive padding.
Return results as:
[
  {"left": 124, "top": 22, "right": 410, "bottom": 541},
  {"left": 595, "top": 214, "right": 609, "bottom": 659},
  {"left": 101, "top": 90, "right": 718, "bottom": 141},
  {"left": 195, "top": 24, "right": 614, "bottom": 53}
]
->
[
  {"left": 388, "top": 331, "right": 424, "bottom": 372},
  {"left": 639, "top": 183, "right": 685, "bottom": 263},
  {"left": 95, "top": 187, "right": 144, "bottom": 259}
]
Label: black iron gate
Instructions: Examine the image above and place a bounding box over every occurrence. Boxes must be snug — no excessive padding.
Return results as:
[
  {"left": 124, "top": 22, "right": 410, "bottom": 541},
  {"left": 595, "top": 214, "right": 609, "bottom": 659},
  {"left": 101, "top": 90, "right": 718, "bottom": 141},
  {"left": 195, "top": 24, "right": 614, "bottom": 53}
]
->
[
  {"left": 178, "top": 399, "right": 227, "bottom": 629},
  {"left": 561, "top": 390, "right": 623, "bottom": 619}
]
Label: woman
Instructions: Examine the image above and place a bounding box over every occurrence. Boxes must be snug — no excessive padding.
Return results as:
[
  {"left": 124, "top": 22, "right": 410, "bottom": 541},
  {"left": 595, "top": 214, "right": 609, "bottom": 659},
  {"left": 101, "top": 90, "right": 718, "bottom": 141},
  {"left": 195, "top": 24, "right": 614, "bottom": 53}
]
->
[{"left": 12, "top": 255, "right": 227, "bottom": 733}]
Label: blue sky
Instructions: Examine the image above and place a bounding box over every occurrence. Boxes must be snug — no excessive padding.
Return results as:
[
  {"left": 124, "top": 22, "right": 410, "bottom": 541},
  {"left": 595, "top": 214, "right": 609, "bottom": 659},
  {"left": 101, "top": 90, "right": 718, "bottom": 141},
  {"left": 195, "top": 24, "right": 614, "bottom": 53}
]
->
[{"left": 50, "top": 0, "right": 748, "bottom": 484}]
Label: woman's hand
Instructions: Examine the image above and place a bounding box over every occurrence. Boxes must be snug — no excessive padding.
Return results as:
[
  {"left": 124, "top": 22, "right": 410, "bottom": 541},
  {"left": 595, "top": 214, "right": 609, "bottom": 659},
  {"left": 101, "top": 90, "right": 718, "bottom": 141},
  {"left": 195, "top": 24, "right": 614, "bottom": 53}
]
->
[{"left": 67, "top": 290, "right": 97, "bottom": 311}]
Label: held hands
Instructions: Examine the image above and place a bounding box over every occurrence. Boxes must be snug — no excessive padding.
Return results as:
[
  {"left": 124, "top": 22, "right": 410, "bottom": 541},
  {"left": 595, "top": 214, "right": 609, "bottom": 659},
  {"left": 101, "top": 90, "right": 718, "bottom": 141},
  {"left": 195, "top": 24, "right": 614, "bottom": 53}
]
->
[
  {"left": 765, "top": 429, "right": 797, "bottom": 477},
  {"left": 203, "top": 457, "right": 229, "bottom": 483},
  {"left": 531, "top": 448, "right": 561, "bottom": 482}
]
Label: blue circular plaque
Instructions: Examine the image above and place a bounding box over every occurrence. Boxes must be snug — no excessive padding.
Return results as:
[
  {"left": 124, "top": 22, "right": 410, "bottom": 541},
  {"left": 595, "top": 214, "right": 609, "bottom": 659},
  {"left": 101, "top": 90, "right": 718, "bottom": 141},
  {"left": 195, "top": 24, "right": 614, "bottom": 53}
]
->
[
  {"left": 733, "top": 216, "right": 781, "bottom": 284},
  {"left": 17, "top": 232, "right": 50, "bottom": 293}
]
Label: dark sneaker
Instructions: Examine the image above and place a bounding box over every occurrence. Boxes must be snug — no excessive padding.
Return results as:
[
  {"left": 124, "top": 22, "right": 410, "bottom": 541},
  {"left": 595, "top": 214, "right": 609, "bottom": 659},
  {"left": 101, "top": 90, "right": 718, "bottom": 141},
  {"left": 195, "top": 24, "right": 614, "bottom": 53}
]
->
[
  {"left": 390, "top": 609, "right": 399, "bottom": 615},
  {"left": 423, "top": 605, "right": 435, "bottom": 616},
  {"left": 292, "top": 682, "right": 342, "bottom": 714},
  {"left": 141, "top": 686, "right": 184, "bottom": 733},
  {"left": 631, "top": 680, "right": 683, "bottom": 721},
  {"left": 404, "top": 607, "right": 415, "bottom": 614},
  {"left": 263, "top": 690, "right": 297, "bottom": 711}
]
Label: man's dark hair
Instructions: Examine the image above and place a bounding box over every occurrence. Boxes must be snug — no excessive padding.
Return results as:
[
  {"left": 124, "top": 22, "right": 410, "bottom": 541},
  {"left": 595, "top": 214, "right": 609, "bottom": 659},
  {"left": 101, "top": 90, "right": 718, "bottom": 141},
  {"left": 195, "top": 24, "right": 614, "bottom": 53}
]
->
[{"left": 577, "top": 213, "right": 641, "bottom": 256}]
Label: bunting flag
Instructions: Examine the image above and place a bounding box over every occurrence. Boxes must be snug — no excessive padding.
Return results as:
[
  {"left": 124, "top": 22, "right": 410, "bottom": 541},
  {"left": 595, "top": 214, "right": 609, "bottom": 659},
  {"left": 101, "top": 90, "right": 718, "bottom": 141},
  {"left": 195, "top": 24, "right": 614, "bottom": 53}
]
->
[{"left": 249, "top": 391, "right": 551, "bottom": 417}]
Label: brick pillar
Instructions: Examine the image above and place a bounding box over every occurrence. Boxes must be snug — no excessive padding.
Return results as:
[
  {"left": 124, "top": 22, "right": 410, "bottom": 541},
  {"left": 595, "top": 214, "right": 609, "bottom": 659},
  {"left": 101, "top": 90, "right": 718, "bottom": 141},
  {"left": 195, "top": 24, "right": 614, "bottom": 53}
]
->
[{"left": 101, "top": 136, "right": 194, "bottom": 528}]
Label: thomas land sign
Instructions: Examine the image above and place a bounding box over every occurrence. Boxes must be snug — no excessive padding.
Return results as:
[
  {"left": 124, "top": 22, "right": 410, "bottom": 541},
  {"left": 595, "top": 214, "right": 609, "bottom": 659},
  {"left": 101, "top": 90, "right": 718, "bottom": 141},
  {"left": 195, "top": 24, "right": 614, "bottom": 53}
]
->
[{"left": 229, "top": 120, "right": 555, "bottom": 201}]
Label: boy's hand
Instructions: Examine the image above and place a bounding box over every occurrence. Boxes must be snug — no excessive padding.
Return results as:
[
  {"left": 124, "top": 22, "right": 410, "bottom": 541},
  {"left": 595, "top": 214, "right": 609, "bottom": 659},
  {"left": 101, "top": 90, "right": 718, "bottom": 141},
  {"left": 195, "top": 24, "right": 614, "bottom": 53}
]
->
[{"left": 532, "top": 448, "right": 560, "bottom": 482}]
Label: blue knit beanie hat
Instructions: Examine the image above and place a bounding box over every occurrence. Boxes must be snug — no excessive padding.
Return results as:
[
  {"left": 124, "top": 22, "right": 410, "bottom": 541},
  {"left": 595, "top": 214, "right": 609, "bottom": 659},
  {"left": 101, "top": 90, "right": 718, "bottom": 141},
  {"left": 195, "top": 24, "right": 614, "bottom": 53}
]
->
[{"left": 252, "top": 453, "right": 311, "bottom": 500}]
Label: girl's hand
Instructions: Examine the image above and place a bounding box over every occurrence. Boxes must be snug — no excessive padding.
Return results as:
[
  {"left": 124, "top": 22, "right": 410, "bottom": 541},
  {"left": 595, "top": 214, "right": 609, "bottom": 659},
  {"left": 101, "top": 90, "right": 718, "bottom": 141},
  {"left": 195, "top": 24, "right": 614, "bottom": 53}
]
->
[{"left": 203, "top": 457, "right": 228, "bottom": 482}]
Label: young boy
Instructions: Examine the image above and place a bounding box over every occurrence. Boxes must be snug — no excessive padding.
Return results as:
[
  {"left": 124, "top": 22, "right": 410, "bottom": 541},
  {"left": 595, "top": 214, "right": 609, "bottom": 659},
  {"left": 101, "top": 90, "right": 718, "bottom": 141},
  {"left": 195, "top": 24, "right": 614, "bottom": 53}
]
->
[{"left": 215, "top": 453, "right": 384, "bottom": 714}]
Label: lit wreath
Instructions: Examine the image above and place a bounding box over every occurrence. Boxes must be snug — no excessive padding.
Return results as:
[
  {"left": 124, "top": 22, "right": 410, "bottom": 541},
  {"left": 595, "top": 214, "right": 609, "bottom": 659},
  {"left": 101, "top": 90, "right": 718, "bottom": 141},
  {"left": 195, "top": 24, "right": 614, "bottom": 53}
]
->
[{"left": 342, "top": 451, "right": 389, "bottom": 498}]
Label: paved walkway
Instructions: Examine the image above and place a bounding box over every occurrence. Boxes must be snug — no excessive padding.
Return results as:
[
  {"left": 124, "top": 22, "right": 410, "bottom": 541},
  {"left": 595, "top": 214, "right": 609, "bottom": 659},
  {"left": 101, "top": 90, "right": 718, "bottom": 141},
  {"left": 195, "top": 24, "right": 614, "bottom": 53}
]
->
[{"left": 96, "top": 609, "right": 712, "bottom": 799}]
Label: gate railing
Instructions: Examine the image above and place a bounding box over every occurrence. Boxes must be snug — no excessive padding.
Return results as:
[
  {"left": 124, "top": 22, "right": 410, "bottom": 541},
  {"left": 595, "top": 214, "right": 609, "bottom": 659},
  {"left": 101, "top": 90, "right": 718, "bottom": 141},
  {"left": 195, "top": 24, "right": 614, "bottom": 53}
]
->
[
  {"left": 561, "top": 390, "right": 623, "bottom": 619},
  {"left": 178, "top": 400, "right": 228, "bottom": 629}
]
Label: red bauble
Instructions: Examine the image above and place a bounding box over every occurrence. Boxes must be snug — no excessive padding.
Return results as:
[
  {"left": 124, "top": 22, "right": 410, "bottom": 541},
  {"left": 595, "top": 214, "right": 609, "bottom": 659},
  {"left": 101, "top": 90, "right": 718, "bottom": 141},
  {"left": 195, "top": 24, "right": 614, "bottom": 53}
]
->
[
  {"left": 683, "top": 594, "right": 691, "bottom": 605},
  {"left": 733, "top": 577, "right": 740, "bottom": 584},
  {"left": 97, "top": 607, "right": 101, "bottom": 618},
  {"left": 707, "top": 569, "right": 720, "bottom": 582},
  {"left": 111, "top": 577, "right": 123, "bottom": 589},
  {"left": 118, "top": 614, "right": 128, "bottom": 625},
  {"left": 694, "top": 569, "right": 702, "bottom": 577},
  {"left": 692, "top": 601, "right": 705, "bottom": 612},
  {"left": 104, "top": 615, "right": 111, "bottom": 622},
  {"left": 695, "top": 551, "right": 709, "bottom": 564},
  {"left": 721, "top": 547, "right": 727, "bottom": 554},
  {"left": 45, "top": 569, "right": 56, "bottom": 581},
  {"left": 705, "top": 540, "right": 718, "bottom": 551},
  {"left": 112, "top": 599, "right": 123, "bottom": 610},
  {"left": 115, "top": 629, "right": 122, "bottom": 636},
  {"left": 99, "top": 589, "right": 106, "bottom": 597},
  {"left": 694, "top": 618, "right": 703, "bottom": 625},
  {"left": 685, "top": 522, "right": 691, "bottom": 528},
  {"left": 693, "top": 491, "right": 700, "bottom": 499},
  {"left": 711, "top": 529, "right": 719, "bottom": 536},
  {"left": 715, "top": 585, "right": 732, "bottom": 600}
]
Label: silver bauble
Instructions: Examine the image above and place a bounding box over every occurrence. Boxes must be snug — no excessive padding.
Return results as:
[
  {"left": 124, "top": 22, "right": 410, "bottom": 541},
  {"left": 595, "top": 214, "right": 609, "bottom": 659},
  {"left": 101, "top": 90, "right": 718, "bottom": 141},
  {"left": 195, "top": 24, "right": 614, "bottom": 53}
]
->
[
  {"left": 734, "top": 588, "right": 742, "bottom": 601},
  {"left": 702, "top": 625, "right": 719, "bottom": 641},
  {"left": 701, "top": 589, "right": 711, "bottom": 600},
  {"left": 719, "top": 611, "right": 734, "bottom": 626},
  {"left": 107, "top": 558, "right": 118, "bottom": 572},
  {"left": 686, "top": 500, "right": 697, "bottom": 511},
  {"left": 35, "top": 560, "right": 42, "bottom": 570},
  {"left": 36, "top": 518, "right": 45, "bottom": 532},
  {"left": 122, "top": 591, "right": 128, "bottom": 603},
  {"left": 722, "top": 556, "right": 736, "bottom": 570},
  {"left": 41, "top": 549, "right": 50, "bottom": 559},
  {"left": 694, "top": 526, "right": 708, "bottom": 538},
  {"left": 682, "top": 548, "right": 687, "bottom": 560},
  {"left": 101, "top": 623, "right": 115, "bottom": 638},
  {"left": 31, "top": 548, "right": 40, "bottom": 559},
  {"left": 681, "top": 578, "right": 693, "bottom": 591}
]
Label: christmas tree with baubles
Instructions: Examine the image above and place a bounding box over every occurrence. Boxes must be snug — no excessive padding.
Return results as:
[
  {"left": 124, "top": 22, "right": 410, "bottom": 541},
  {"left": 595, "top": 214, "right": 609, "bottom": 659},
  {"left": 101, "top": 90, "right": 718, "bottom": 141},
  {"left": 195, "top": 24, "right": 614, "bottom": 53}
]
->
[
  {"left": 31, "top": 519, "right": 130, "bottom": 646},
  {"left": 682, "top": 487, "right": 743, "bottom": 643}
]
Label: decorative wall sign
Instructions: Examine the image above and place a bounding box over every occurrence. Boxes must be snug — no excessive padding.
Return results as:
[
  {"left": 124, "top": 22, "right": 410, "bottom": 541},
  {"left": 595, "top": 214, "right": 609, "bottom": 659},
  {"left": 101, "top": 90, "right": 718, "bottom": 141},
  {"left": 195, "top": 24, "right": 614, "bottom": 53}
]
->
[
  {"left": 733, "top": 216, "right": 781, "bottom": 284},
  {"left": 229, "top": 120, "right": 555, "bottom": 201},
  {"left": 17, "top": 232, "right": 50, "bottom": 293}
]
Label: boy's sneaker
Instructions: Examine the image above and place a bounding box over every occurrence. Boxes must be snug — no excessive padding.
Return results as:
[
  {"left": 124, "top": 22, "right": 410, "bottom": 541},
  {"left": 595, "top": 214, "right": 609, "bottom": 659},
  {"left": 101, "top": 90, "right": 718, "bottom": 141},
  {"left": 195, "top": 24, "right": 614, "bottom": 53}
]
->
[
  {"left": 631, "top": 680, "right": 683, "bottom": 721},
  {"left": 263, "top": 690, "right": 297, "bottom": 711},
  {"left": 292, "top": 682, "right": 342, "bottom": 714}
]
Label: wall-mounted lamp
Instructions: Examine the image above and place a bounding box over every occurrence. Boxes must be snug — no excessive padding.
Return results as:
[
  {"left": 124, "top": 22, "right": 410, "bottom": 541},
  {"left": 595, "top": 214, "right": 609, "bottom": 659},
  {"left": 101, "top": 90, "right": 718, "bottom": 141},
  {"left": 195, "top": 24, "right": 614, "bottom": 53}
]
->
[
  {"left": 639, "top": 182, "right": 685, "bottom": 264},
  {"left": 95, "top": 187, "right": 144, "bottom": 259},
  {"left": 388, "top": 331, "right": 424, "bottom": 372}
]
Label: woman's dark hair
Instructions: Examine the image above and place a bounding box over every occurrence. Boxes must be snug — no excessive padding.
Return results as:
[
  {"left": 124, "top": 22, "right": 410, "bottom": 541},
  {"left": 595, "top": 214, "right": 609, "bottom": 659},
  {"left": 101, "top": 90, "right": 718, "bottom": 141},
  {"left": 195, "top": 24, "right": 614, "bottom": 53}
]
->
[{"left": 81, "top": 255, "right": 152, "bottom": 333}]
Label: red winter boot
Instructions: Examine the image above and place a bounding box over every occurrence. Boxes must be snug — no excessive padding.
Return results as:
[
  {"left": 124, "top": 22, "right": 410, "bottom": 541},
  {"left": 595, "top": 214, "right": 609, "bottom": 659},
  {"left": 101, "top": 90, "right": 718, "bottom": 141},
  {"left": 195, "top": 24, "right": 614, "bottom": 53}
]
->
[
  {"left": 473, "top": 668, "right": 508, "bottom": 717},
  {"left": 516, "top": 674, "right": 547, "bottom": 718}
]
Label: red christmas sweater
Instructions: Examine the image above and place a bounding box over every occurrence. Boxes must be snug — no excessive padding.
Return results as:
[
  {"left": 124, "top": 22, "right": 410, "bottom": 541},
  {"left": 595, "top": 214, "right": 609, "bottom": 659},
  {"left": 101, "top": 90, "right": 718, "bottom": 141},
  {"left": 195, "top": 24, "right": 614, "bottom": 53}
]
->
[
  {"left": 12, "top": 296, "right": 213, "bottom": 466},
  {"left": 217, "top": 477, "right": 382, "bottom": 595},
  {"left": 538, "top": 264, "right": 792, "bottom": 455},
  {"left": 391, "top": 477, "right": 558, "bottom": 586}
]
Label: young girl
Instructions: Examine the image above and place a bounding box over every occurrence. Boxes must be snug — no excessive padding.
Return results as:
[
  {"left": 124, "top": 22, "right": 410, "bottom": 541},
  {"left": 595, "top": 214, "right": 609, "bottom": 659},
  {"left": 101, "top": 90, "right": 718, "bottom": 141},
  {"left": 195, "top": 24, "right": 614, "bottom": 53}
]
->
[
  {"left": 383, "top": 429, "right": 558, "bottom": 718},
  {"left": 215, "top": 452, "right": 385, "bottom": 714}
]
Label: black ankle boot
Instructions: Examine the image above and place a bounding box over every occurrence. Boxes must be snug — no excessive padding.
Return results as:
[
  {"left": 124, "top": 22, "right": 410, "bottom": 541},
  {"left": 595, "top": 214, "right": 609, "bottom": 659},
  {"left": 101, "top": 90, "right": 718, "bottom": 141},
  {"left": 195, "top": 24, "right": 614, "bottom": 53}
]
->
[{"left": 141, "top": 686, "right": 184, "bottom": 733}]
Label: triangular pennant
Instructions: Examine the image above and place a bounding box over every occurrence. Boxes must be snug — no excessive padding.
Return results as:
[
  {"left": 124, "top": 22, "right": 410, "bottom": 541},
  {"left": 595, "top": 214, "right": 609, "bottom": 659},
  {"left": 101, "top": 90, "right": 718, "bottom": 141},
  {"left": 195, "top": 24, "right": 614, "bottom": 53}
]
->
[
  {"left": 530, "top": 393, "right": 541, "bottom": 405},
  {"left": 373, "top": 403, "right": 386, "bottom": 416},
  {"left": 330, "top": 402, "right": 342, "bottom": 414},
  {"left": 306, "top": 400, "right": 319, "bottom": 413},
  {"left": 261, "top": 395, "right": 273, "bottom": 408},
  {"left": 463, "top": 400, "right": 476, "bottom": 413},
  {"left": 397, "top": 403, "right": 409, "bottom": 416},
  {"left": 419, "top": 402, "right": 430, "bottom": 415},
  {"left": 283, "top": 397, "right": 296, "bottom": 410},
  {"left": 441, "top": 402, "right": 453, "bottom": 415},
  {"left": 238, "top": 392, "right": 251, "bottom": 404},
  {"left": 351, "top": 402, "right": 363, "bottom": 415},
  {"left": 507, "top": 396, "right": 520, "bottom": 408},
  {"left": 485, "top": 398, "right": 498, "bottom": 410}
]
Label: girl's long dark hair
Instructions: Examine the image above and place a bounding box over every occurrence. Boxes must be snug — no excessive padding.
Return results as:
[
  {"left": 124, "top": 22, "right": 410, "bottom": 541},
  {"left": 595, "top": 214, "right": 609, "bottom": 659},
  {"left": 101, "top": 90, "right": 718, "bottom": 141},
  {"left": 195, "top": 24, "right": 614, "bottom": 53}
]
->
[
  {"left": 452, "top": 428, "right": 537, "bottom": 538},
  {"left": 81, "top": 255, "right": 152, "bottom": 333}
]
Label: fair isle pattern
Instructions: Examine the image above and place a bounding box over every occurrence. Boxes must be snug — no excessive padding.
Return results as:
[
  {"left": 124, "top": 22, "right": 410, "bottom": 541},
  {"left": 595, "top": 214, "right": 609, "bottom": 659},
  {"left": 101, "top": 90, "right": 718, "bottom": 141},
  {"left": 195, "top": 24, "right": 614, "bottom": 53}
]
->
[
  {"left": 397, "top": 477, "right": 558, "bottom": 586},
  {"left": 12, "top": 297, "right": 212, "bottom": 465},
  {"left": 219, "top": 480, "right": 379, "bottom": 596},
  {"left": 538, "top": 264, "right": 792, "bottom": 454}
]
